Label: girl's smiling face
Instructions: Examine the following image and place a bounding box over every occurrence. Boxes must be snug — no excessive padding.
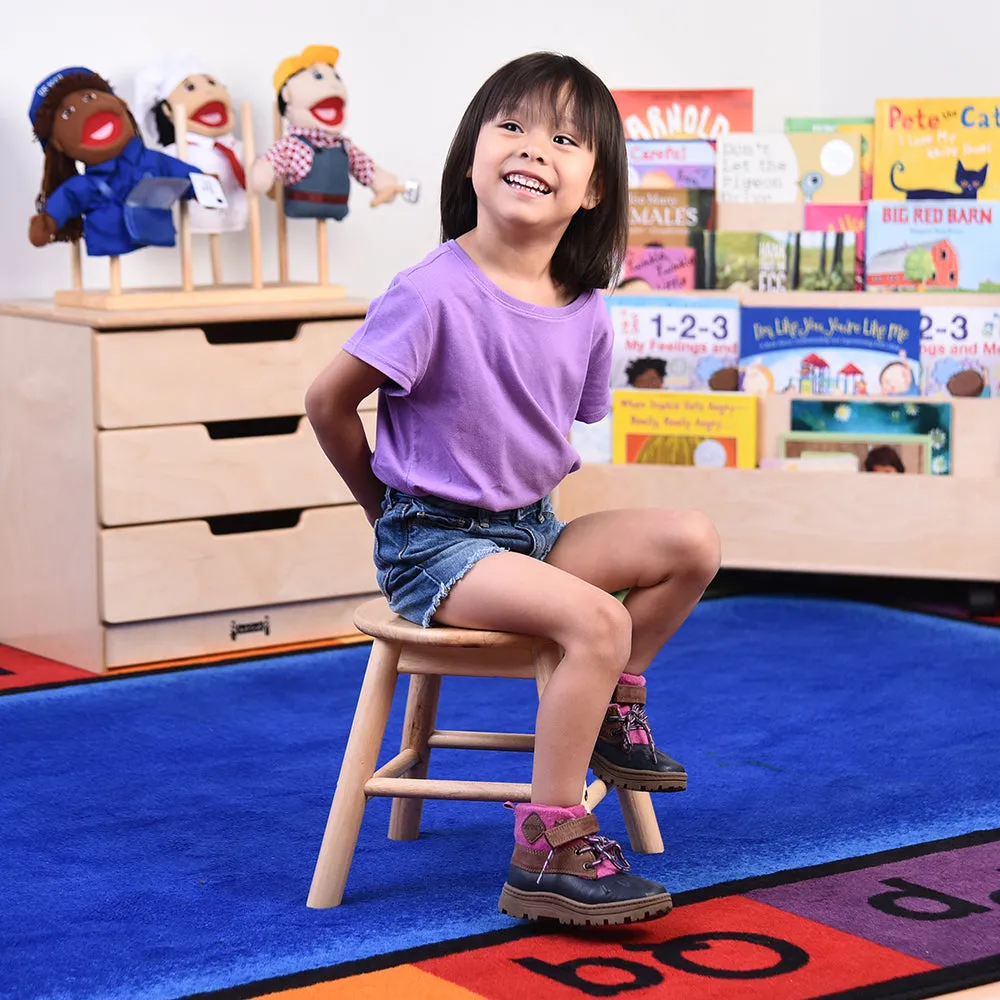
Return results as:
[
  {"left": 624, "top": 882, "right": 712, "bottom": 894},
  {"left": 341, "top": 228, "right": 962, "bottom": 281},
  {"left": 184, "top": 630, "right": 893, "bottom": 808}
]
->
[{"left": 468, "top": 91, "right": 599, "bottom": 236}]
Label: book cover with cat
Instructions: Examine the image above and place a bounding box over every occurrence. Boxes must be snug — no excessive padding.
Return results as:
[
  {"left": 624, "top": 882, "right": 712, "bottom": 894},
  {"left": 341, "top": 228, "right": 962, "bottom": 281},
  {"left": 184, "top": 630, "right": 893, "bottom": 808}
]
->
[
  {"left": 785, "top": 117, "right": 874, "bottom": 199},
  {"left": 605, "top": 294, "right": 740, "bottom": 392},
  {"left": 627, "top": 139, "right": 715, "bottom": 189},
  {"left": 611, "top": 389, "right": 758, "bottom": 469},
  {"left": 865, "top": 200, "right": 1000, "bottom": 293},
  {"left": 716, "top": 132, "right": 862, "bottom": 205},
  {"left": 711, "top": 231, "right": 856, "bottom": 292},
  {"left": 613, "top": 89, "right": 754, "bottom": 140},
  {"left": 872, "top": 98, "right": 999, "bottom": 201},
  {"left": 739, "top": 304, "right": 922, "bottom": 397}
]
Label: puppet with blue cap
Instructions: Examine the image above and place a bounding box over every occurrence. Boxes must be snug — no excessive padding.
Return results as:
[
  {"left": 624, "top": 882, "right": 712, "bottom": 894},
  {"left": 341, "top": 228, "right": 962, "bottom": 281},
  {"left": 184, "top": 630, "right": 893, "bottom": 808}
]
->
[{"left": 28, "top": 66, "right": 204, "bottom": 256}]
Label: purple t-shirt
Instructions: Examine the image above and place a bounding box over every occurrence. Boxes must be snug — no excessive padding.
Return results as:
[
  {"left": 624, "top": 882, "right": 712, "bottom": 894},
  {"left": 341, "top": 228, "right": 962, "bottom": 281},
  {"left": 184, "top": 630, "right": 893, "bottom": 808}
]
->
[{"left": 342, "top": 240, "right": 613, "bottom": 511}]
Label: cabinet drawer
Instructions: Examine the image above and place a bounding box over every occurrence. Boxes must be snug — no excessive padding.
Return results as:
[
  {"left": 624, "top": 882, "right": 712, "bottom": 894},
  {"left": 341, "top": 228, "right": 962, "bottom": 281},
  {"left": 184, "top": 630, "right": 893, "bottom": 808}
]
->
[
  {"left": 98, "top": 411, "right": 377, "bottom": 525},
  {"left": 94, "top": 318, "right": 365, "bottom": 428},
  {"left": 100, "top": 505, "right": 377, "bottom": 623}
]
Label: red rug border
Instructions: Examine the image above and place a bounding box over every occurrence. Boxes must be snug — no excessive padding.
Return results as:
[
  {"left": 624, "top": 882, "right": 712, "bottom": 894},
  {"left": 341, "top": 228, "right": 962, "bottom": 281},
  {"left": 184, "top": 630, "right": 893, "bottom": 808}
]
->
[{"left": 179, "top": 826, "right": 1000, "bottom": 1000}]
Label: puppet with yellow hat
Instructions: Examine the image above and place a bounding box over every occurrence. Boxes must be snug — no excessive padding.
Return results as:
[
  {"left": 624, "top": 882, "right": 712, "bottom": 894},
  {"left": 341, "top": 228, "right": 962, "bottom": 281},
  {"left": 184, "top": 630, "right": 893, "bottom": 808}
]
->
[{"left": 249, "top": 44, "right": 418, "bottom": 219}]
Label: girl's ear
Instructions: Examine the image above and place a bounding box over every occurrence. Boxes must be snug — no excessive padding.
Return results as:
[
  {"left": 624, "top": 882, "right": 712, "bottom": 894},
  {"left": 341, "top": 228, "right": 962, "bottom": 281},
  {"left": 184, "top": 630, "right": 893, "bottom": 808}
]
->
[{"left": 582, "top": 173, "right": 602, "bottom": 210}]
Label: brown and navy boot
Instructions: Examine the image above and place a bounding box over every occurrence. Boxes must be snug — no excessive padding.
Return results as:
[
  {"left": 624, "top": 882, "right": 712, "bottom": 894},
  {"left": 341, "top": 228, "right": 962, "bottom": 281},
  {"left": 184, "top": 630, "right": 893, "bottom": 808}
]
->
[
  {"left": 497, "top": 802, "right": 672, "bottom": 926},
  {"left": 590, "top": 672, "right": 688, "bottom": 792}
]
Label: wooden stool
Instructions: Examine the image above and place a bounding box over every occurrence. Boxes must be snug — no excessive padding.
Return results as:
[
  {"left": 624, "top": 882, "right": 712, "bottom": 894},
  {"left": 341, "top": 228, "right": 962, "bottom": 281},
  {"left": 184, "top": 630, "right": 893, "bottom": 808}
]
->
[{"left": 306, "top": 596, "right": 665, "bottom": 908}]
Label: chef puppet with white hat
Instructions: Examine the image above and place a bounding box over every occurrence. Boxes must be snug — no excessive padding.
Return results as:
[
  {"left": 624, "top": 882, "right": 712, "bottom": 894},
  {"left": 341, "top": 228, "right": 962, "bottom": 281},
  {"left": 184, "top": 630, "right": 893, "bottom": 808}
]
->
[{"left": 132, "top": 55, "right": 248, "bottom": 233}]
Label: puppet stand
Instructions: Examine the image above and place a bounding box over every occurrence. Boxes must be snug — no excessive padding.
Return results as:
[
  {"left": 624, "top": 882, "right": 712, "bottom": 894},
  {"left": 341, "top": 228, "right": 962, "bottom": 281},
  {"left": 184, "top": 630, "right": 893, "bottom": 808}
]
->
[{"left": 53, "top": 101, "right": 347, "bottom": 310}]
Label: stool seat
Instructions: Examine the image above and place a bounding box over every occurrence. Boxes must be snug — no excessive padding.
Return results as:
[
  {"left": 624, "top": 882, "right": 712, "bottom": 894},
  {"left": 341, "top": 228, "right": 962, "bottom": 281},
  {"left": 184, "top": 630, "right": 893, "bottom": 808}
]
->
[
  {"left": 306, "top": 596, "right": 665, "bottom": 908},
  {"left": 354, "top": 597, "right": 537, "bottom": 648}
]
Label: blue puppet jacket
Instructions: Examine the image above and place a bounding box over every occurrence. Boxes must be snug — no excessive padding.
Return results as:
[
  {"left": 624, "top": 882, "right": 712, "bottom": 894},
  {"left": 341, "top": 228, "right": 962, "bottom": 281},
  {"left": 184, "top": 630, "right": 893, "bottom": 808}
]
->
[{"left": 44, "top": 136, "right": 202, "bottom": 257}]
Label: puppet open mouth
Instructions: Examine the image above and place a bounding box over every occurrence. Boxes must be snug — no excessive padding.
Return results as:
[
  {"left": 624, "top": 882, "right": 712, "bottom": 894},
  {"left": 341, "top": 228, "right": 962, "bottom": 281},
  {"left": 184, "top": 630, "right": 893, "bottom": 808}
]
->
[
  {"left": 191, "top": 101, "right": 229, "bottom": 128},
  {"left": 310, "top": 97, "right": 344, "bottom": 126},
  {"left": 80, "top": 111, "right": 124, "bottom": 147}
]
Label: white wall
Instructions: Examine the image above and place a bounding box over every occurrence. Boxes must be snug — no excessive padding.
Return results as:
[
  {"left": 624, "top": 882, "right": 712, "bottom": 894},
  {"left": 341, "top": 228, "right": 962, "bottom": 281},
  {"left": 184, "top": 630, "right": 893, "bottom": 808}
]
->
[{"left": 2, "top": 0, "right": 997, "bottom": 302}]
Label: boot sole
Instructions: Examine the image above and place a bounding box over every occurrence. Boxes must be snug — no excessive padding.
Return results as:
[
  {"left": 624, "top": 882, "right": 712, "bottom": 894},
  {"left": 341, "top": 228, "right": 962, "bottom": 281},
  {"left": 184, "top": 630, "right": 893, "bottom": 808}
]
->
[
  {"left": 498, "top": 884, "right": 673, "bottom": 926},
  {"left": 590, "top": 752, "right": 688, "bottom": 792}
]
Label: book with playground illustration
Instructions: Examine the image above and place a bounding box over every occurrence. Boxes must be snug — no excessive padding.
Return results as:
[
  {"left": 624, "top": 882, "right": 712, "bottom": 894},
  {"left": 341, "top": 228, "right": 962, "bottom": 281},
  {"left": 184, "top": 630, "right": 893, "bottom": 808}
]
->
[
  {"left": 865, "top": 200, "right": 1000, "bottom": 293},
  {"left": 611, "top": 389, "right": 758, "bottom": 469},
  {"left": 738, "top": 304, "right": 922, "bottom": 396}
]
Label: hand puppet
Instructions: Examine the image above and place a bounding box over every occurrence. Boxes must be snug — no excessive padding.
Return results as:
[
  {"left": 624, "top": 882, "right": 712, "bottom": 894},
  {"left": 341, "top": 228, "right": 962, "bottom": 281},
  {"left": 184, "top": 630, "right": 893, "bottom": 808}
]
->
[
  {"left": 249, "top": 44, "right": 418, "bottom": 219},
  {"left": 28, "top": 66, "right": 202, "bottom": 256},
  {"left": 133, "top": 55, "right": 247, "bottom": 233}
]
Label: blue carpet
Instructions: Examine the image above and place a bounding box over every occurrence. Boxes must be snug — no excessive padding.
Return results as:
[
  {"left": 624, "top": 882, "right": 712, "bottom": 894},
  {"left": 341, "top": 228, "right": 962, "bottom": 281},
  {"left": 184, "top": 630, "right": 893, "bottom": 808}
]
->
[{"left": 1, "top": 596, "right": 999, "bottom": 1000}]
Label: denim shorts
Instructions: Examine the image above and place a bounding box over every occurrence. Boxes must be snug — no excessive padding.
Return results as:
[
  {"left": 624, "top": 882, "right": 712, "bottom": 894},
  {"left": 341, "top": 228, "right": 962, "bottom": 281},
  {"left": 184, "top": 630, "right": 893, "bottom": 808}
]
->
[{"left": 373, "top": 487, "right": 567, "bottom": 628}]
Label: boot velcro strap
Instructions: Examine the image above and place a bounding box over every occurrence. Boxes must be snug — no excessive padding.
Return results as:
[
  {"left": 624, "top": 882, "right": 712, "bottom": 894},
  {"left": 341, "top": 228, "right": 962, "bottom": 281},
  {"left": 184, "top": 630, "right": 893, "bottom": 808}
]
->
[
  {"left": 545, "top": 813, "right": 600, "bottom": 848},
  {"left": 614, "top": 683, "right": 646, "bottom": 706}
]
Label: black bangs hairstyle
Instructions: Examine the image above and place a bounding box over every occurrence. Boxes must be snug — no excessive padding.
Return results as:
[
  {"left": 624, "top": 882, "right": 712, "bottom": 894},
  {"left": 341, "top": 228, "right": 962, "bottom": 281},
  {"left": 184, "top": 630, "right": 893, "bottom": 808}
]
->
[{"left": 440, "top": 52, "right": 628, "bottom": 294}]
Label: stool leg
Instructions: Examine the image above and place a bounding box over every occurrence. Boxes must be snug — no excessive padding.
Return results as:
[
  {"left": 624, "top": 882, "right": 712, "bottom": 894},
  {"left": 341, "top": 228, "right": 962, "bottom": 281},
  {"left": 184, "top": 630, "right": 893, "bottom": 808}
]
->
[
  {"left": 306, "top": 637, "right": 401, "bottom": 908},
  {"left": 388, "top": 673, "right": 441, "bottom": 841},
  {"left": 616, "top": 788, "right": 665, "bottom": 854}
]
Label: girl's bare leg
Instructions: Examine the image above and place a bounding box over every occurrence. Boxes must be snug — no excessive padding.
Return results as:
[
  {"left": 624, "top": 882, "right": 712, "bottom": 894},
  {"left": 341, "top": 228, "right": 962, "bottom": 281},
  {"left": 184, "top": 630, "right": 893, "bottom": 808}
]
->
[
  {"left": 433, "top": 551, "right": 631, "bottom": 807},
  {"left": 544, "top": 507, "right": 722, "bottom": 676}
]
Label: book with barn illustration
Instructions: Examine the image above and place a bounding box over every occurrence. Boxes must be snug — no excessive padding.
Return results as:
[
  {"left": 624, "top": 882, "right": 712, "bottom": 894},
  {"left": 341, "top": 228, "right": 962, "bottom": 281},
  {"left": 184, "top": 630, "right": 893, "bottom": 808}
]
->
[{"left": 865, "top": 200, "right": 1000, "bottom": 293}]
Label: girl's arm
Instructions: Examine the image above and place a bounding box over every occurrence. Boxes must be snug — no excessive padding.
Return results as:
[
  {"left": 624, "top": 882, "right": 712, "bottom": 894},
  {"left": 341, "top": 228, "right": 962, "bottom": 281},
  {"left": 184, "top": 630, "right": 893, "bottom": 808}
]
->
[{"left": 304, "top": 351, "right": 388, "bottom": 526}]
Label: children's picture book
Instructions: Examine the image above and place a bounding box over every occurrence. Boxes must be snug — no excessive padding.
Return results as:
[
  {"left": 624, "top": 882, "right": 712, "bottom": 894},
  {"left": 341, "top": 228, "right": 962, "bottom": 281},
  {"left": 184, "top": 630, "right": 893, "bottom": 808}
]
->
[
  {"left": 780, "top": 431, "right": 936, "bottom": 474},
  {"left": 872, "top": 98, "right": 1000, "bottom": 201},
  {"left": 606, "top": 294, "right": 741, "bottom": 391},
  {"left": 620, "top": 245, "right": 697, "bottom": 291},
  {"left": 716, "top": 132, "right": 862, "bottom": 205},
  {"left": 785, "top": 117, "right": 874, "bottom": 200},
  {"left": 865, "top": 200, "right": 1000, "bottom": 293},
  {"left": 628, "top": 188, "right": 715, "bottom": 241},
  {"left": 711, "top": 231, "right": 857, "bottom": 292},
  {"left": 626, "top": 139, "right": 715, "bottom": 189},
  {"left": 739, "top": 305, "right": 922, "bottom": 396},
  {"left": 916, "top": 304, "right": 1000, "bottom": 397},
  {"left": 612, "top": 389, "right": 758, "bottom": 468},
  {"left": 803, "top": 203, "right": 867, "bottom": 291},
  {"left": 613, "top": 89, "right": 754, "bottom": 140},
  {"left": 760, "top": 452, "right": 861, "bottom": 472},
  {"left": 789, "top": 398, "right": 952, "bottom": 474}
]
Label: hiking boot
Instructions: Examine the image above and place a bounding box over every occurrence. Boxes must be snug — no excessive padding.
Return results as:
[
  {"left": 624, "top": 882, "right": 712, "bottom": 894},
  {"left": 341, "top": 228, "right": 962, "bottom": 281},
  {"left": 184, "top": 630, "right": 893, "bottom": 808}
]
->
[
  {"left": 498, "top": 803, "right": 672, "bottom": 926},
  {"left": 590, "top": 673, "right": 688, "bottom": 792}
]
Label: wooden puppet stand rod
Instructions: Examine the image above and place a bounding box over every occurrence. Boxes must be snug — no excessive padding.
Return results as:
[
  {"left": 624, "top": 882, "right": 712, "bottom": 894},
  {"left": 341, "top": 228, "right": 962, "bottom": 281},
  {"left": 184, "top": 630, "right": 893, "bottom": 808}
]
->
[{"left": 53, "top": 101, "right": 346, "bottom": 311}]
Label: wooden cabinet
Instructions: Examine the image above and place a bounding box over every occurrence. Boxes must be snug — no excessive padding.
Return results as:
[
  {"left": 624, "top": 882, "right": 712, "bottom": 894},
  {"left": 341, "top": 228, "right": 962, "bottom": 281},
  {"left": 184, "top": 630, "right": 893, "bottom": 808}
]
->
[{"left": 0, "top": 297, "right": 378, "bottom": 672}]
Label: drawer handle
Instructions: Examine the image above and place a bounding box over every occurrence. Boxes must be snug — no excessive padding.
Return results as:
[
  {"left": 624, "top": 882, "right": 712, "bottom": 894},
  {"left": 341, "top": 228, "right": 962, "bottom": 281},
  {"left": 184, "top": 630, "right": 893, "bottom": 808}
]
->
[
  {"left": 202, "top": 319, "right": 301, "bottom": 345},
  {"left": 207, "top": 508, "right": 303, "bottom": 535},
  {"left": 205, "top": 416, "right": 302, "bottom": 440}
]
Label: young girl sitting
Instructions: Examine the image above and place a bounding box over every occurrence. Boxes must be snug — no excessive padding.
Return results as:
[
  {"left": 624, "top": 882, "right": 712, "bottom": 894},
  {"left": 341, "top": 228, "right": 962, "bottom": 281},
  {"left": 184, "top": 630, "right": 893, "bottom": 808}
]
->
[{"left": 305, "top": 51, "right": 721, "bottom": 926}]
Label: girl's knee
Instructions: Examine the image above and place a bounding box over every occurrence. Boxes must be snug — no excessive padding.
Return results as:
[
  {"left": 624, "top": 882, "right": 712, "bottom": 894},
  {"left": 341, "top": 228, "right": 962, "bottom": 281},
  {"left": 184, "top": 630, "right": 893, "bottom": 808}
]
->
[
  {"left": 567, "top": 594, "right": 632, "bottom": 670},
  {"left": 672, "top": 510, "right": 722, "bottom": 582}
]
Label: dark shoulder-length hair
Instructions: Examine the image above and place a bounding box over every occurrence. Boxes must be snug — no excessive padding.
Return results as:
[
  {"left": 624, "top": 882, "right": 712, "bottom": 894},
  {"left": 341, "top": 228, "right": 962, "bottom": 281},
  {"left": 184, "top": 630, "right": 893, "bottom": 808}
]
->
[{"left": 440, "top": 52, "right": 628, "bottom": 294}]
